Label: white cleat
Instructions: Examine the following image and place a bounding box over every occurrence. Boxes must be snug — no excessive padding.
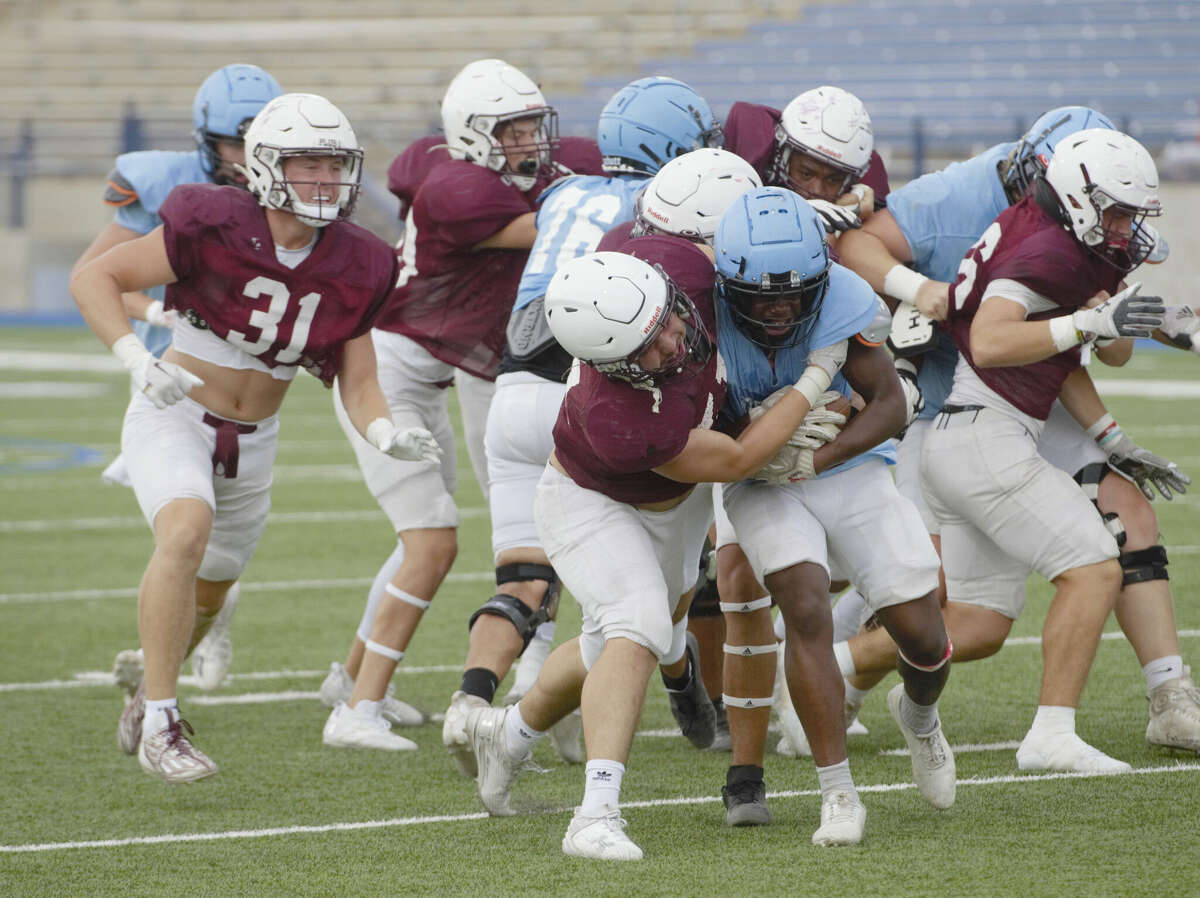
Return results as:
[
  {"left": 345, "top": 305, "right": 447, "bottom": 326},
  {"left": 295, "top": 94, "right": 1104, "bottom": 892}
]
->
[
  {"left": 811, "top": 790, "right": 866, "bottom": 847},
  {"left": 847, "top": 716, "right": 869, "bottom": 736},
  {"left": 113, "top": 648, "right": 145, "bottom": 755},
  {"left": 549, "top": 708, "right": 586, "bottom": 764},
  {"left": 442, "top": 690, "right": 489, "bottom": 778},
  {"left": 138, "top": 712, "right": 218, "bottom": 783},
  {"left": 562, "top": 805, "right": 643, "bottom": 860},
  {"left": 466, "top": 705, "right": 531, "bottom": 817},
  {"left": 322, "top": 700, "right": 417, "bottom": 751},
  {"left": 191, "top": 585, "right": 239, "bottom": 690},
  {"left": 1146, "top": 671, "right": 1200, "bottom": 754},
  {"left": 319, "top": 662, "right": 424, "bottom": 727},
  {"left": 887, "top": 684, "right": 955, "bottom": 809},
  {"left": 1016, "top": 730, "right": 1131, "bottom": 774}
]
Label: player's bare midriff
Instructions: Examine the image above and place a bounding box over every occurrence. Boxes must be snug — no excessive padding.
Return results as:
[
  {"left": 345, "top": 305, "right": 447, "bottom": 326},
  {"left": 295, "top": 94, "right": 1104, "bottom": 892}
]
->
[{"left": 163, "top": 347, "right": 291, "bottom": 422}]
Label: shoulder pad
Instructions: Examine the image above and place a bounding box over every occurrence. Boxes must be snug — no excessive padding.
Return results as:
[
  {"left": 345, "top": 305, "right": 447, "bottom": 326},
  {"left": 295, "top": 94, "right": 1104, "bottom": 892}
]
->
[
  {"left": 104, "top": 169, "right": 138, "bottom": 207},
  {"left": 857, "top": 295, "right": 892, "bottom": 347}
]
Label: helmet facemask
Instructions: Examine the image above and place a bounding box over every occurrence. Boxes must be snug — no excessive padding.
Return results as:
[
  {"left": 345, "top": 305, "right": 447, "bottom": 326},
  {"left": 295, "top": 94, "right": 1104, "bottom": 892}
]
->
[
  {"left": 1077, "top": 180, "right": 1160, "bottom": 271},
  {"left": 464, "top": 108, "right": 557, "bottom": 191},
  {"left": 195, "top": 114, "right": 255, "bottom": 186},
  {"left": 771, "top": 137, "right": 858, "bottom": 203},
  {"left": 721, "top": 267, "right": 829, "bottom": 349},
  {"left": 250, "top": 144, "right": 364, "bottom": 227}
]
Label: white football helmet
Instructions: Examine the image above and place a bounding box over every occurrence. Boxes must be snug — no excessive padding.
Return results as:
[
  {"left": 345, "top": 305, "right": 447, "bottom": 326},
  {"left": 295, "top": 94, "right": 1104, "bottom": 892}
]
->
[
  {"left": 544, "top": 252, "right": 710, "bottom": 384},
  {"left": 635, "top": 148, "right": 762, "bottom": 244},
  {"left": 1043, "top": 128, "right": 1161, "bottom": 270},
  {"left": 441, "top": 58, "right": 556, "bottom": 191},
  {"left": 772, "top": 86, "right": 873, "bottom": 197},
  {"left": 241, "top": 93, "right": 363, "bottom": 227}
]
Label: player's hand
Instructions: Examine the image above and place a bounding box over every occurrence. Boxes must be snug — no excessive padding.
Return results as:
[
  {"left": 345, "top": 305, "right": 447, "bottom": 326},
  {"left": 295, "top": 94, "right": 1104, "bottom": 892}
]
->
[
  {"left": 1158, "top": 304, "right": 1200, "bottom": 353},
  {"left": 894, "top": 358, "right": 924, "bottom": 428},
  {"left": 131, "top": 355, "right": 204, "bottom": 409},
  {"left": 144, "top": 300, "right": 178, "bottom": 330},
  {"left": 1073, "top": 282, "right": 1164, "bottom": 340},
  {"left": 754, "top": 443, "right": 817, "bottom": 484},
  {"left": 375, "top": 423, "right": 442, "bottom": 464},
  {"left": 914, "top": 279, "right": 949, "bottom": 321},
  {"left": 808, "top": 199, "right": 861, "bottom": 235},
  {"left": 1099, "top": 429, "right": 1190, "bottom": 500}
]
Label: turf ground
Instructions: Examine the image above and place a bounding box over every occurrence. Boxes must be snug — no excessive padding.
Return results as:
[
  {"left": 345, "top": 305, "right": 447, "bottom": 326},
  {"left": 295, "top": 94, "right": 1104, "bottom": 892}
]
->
[{"left": 1, "top": 327, "right": 1198, "bottom": 897}]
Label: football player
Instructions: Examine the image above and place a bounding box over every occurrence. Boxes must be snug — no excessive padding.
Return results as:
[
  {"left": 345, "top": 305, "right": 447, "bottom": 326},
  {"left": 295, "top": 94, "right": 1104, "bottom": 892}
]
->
[
  {"left": 917, "top": 130, "right": 1170, "bottom": 772},
  {"left": 70, "top": 94, "right": 441, "bottom": 782},
  {"left": 316, "top": 59, "right": 604, "bottom": 749},
  {"left": 441, "top": 76, "right": 725, "bottom": 775},
  {"left": 836, "top": 108, "right": 1200, "bottom": 759},
  {"left": 462, "top": 242, "right": 847, "bottom": 860},
  {"left": 707, "top": 188, "right": 954, "bottom": 838},
  {"left": 73, "top": 64, "right": 283, "bottom": 700}
]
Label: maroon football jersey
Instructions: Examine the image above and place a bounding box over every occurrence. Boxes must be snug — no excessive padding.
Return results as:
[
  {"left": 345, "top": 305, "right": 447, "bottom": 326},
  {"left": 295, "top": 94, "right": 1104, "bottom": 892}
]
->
[
  {"left": 723, "top": 101, "right": 890, "bottom": 204},
  {"left": 945, "top": 196, "right": 1124, "bottom": 419},
  {"left": 596, "top": 219, "right": 637, "bottom": 252},
  {"left": 553, "top": 236, "right": 725, "bottom": 504},
  {"left": 374, "top": 137, "right": 604, "bottom": 380},
  {"left": 160, "top": 184, "right": 397, "bottom": 387}
]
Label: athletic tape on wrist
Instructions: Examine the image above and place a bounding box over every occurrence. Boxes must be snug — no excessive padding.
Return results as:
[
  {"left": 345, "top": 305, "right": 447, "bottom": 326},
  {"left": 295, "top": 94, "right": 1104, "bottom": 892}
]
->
[
  {"left": 794, "top": 365, "right": 832, "bottom": 407},
  {"left": 112, "top": 333, "right": 150, "bottom": 370},
  {"left": 365, "top": 417, "right": 394, "bottom": 452},
  {"left": 883, "top": 264, "right": 929, "bottom": 305},
  {"left": 1049, "top": 315, "right": 1082, "bottom": 352}
]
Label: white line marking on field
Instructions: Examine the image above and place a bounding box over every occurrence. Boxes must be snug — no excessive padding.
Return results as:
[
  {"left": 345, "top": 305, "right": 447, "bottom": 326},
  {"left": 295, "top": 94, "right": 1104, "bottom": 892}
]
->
[
  {"left": 2, "top": 762, "right": 1196, "bottom": 854},
  {"left": 0, "top": 665, "right": 460, "bottom": 693},
  {"left": 1095, "top": 379, "right": 1200, "bottom": 399},
  {"left": 0, "top": 351, "right": 121, "bottom": 373},
  {"left": 0, "top": 382, "right": 112, "bottom": 399},
  {"left": 0, "top": 506, "right": 488, "bottom": 534},
  {"left": 189, "top": 690, "right": 319, "bottom": 705}
]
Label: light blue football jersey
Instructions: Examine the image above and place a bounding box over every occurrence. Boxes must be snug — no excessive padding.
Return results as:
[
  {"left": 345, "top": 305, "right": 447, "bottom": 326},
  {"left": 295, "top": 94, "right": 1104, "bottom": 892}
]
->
[
  {"left": 513, "top": 174, "right": 649, "bottom": 311},
  {"left": 718, "top": 262, "right": 898, "bottom": 478},
  {"left": 886, "top": 141, "right": 1016, "bottom": 417},
  {"left": 110, "top": 150, "right": 210, "bottom": 357}
]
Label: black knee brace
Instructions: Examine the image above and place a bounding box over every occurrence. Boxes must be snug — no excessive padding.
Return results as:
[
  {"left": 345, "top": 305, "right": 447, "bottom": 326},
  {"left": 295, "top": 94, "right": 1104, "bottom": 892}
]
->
[
  {"left": 1120, "top": 545, "right": 1169, "bottom": 587},
  {"left": 1074, "top": 462, "right": 1126, "bottom": 548},
  {"left": 467, "top": 563, "right": 561, "bottom": 652}
]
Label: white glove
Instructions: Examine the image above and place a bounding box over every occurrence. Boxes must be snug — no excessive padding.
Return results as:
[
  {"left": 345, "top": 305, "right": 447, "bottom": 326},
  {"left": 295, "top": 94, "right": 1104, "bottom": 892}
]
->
[
  {"left": 1090, "top": 415, "right": 1190, "bottom": 501},
  {"left": 112, "top": 334, "right": 203, "bottom": 409},
  {"left": 754, "top": 444, "right": 817, "bottom": 484},
  {"left": 751, "top": 389, "right": 845, "bottom": 484},
  {"left": 807, "top": 199, "right": 861, "bottom": 235},
  {"left": 1158, "top": 304, "right": 1200, "bottom": 353},
  {"left": 894, "top": 358, "right": 924, "bottom": 428},
  {"left": 366, "top": 418, "right": 443, "bottom": 464},
  {"left": 1072, "top": 282, "right": 1165, "bottom": 340},
  {"left": 144, "top": 300, "right": 178, "bottom": 330}
]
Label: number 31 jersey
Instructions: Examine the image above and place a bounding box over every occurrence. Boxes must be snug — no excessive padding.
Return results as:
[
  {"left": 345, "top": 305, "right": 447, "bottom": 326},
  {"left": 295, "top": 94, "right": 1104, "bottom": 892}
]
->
[{"left": 160, "top": 183, "right": 398, "bottom": 386}]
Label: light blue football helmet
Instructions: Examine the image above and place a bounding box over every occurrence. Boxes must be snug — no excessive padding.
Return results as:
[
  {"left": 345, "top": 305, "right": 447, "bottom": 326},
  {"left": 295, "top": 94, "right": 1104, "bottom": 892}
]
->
[
  {"left": 597, "top": 76, "right": 722, "bottom": 176},
  {"left": 714, "top": 187, "right": 830, "bottom": 348},
  {"left": 193, "top": 64, "right": 284, "bottom": 182},
  {"left": 1003, "top": 105, "right": 1116, "bottom": 198}
]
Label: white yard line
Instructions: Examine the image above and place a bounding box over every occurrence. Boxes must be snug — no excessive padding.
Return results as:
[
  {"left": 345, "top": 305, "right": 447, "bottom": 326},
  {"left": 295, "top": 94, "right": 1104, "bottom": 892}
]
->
[{"left": 2, "top": 761, "right": 1196, "bottom": 855}]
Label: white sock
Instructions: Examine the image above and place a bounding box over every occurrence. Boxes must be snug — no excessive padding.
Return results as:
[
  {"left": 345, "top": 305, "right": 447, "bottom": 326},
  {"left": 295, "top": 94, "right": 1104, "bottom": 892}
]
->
[
  {"left": 1144, "top": 654, "right": 1184, "bottom": 695},
  {"left": 833, "top": 641, "right": 856, "bottom": 678},
  {"left": 815, "top": 758, "right": 856, "bottom": 801},
  {"left": 843, "top": 680, "right": 872, "bottom": 710},
  {"left": 898, "top": 691, "right": 939, "bottom": 736},
  {"left": 580, "top": 760, "right": 625, "bottom": 816},
  {"left": 1029, "top": 705, "right": 1075, "bottom": 738},
  {"left": 503, "top": 704, "right": 545, "bottom": 760},
  {"left": 831, "top": 588, "right": 871, "bottom": 642},
  {"left": 143, "top": 697, "right": 179, "bottom": 737}
]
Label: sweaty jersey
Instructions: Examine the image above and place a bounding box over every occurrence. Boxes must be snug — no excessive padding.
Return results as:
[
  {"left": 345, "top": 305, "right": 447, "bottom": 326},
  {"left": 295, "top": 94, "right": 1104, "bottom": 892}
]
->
[
  {"left": 723, "top": 101, "right": 890, "bottom": 206},
  {"left": 374, "top": 137, "right": 604, "bottom": 380},
  {"left": 718, "top": 262, "right": 895, "bottom": 477},
  {"left": 945, "top": 197, "right": 1122, "bottom": 420},
  {"left": 885, "top": 141, "right": 1017, "bottom": 418},
  {"left": 104, "top": 149, "right": 212, "bottom": 357},
  {"left": 553, "top": 236, "right": 724, "bottom": 504},
  {"left": 160, "top": 184, "right": 397, "bottom": 387}
]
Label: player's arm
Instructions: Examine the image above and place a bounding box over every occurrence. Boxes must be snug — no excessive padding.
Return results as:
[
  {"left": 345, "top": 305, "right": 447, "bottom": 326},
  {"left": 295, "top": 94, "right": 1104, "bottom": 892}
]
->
[
  {"left": 812, "top": 340, "right": 906, "bottom": 474},
  {"left": 654, "top": 341, "right": 848, "bottom": 484},
  {"left": 473, "top": 211, "right": 538, "bottom": 250},
  {"left": 70, "top": 226, "right": 177, "bottom": 348},
  {"left": 971, "top": 282, "right": 1164, "bottom": 368},
  {"left": 836, "top": 210, "right": 948, "bottom": 320},
  {"left": 72, "top": 221, "right": 171, "bottom": 324},
  {"left": 338, "top": 333, "right": 442, "bottom": 464}
]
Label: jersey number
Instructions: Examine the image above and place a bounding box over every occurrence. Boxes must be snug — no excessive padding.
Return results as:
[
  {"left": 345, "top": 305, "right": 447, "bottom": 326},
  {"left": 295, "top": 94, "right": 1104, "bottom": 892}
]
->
[
  {"left": 226, "top": 276, "right": 321, "bottom": 364},
  {"left": 951, "top": 221, "right": 1002, "bottom": 310}
]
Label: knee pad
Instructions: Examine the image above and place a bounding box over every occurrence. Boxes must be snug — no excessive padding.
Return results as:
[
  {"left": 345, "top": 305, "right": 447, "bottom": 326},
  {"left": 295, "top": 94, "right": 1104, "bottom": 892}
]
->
[
  {"left": 468, "top": 563, "right": 561, "bottom": 651},
  {"left": 1074, "top": 462, "right": 1127, "bottom": 548},
  {"left": 1120, "top": 545, "right": 1169, "bottom": 587}
]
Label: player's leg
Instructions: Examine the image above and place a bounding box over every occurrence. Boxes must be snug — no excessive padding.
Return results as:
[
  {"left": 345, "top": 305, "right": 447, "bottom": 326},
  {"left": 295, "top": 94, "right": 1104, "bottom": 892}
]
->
[{"left": 453, "top": 366, "right": 495, "bottom": 501}]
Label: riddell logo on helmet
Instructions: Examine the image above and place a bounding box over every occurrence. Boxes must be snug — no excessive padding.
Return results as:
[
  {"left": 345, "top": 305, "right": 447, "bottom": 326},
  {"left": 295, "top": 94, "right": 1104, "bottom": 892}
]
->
[
  {"left": 818, "top": 144, "right": 843, "bottom": 160},
  {"left": 647, "top": 207, "right": 671, "bottom": 224},
  {"left": 642, "top": 306, "right": 663, "bottom": 334}
]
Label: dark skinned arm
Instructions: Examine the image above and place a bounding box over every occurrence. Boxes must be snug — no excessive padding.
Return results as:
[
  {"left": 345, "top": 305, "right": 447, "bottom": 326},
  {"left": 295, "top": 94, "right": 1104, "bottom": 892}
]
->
[{"left": 810, "top": 341, "right": 907, "bottom": 475}]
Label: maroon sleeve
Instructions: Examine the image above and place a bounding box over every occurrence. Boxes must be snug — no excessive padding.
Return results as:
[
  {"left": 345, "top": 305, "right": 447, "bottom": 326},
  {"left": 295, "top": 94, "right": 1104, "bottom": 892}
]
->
[
  {"left": 554, "top": 137, "right": 605, "bottom": 176},
  {"left": 596, "top": 220, "right": 636, "bottom": 252},
  {"left": 723, "top": 102, "right": 780, "bottom": 183},
  {"left": 416, "top": 161, "right": 532, "bottom": 247},
  {"left": 387, "top": 135, "right": 451, "bottom": 213}
]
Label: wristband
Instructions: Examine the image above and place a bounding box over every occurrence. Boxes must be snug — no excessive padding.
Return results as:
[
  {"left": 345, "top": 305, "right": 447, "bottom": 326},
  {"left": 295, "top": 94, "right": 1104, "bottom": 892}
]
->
[
  {"left": 112, "top": 333, "right": 150, "bottom": 371},
  {"left": 1048, "top": 315, "right": 1083, "bottom": 352},
  {"left": 1085, "top": 412, "right": 1121, "bottom": 447},
  {"left": 882, "top": 265, "right": 929, "bottom": 305},
  {"left": 365, "top": 417, "right": 395, "bottom": 452},
  {"left": 794, "top": 364, "right": 833, "bottom": 408},
  {"left": 145, "top": 300, "right": 166, "bottom": 327}
]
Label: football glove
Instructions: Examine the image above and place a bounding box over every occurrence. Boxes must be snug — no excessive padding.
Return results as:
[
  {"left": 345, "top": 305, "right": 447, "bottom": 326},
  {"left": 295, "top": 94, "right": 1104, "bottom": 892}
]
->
[
  {"left": 1093, "top": 418, "right": 1190, "bottom": 501},
  {"left": 112, "top": 335, "right": 203, "bottom": 409},
  {"left": 1072, "top": 282, "right": 1164, "bottom": 340},
  {"left": 366, "top": 418, "right": 443, "bottom": 464},
  {"left": 1157, "top": 304, "right": 1200, "bottom": 353},
  {"left": 808, "top": 199, "right": 862, "bottom": 235}
]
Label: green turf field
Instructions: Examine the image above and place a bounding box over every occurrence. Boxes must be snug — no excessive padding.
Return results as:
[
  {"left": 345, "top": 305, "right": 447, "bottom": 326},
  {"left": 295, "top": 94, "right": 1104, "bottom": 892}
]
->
[{"left": 1, "top": 328, "right": 1198, "bottom": 897}]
